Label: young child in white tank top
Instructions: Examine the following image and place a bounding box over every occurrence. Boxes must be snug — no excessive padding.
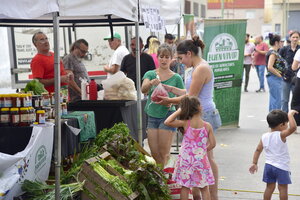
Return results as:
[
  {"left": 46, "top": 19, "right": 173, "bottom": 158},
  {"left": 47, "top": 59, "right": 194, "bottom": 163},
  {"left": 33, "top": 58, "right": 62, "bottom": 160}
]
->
[{"left": 249, "top": 109, "right": 298, "bottom": 200}]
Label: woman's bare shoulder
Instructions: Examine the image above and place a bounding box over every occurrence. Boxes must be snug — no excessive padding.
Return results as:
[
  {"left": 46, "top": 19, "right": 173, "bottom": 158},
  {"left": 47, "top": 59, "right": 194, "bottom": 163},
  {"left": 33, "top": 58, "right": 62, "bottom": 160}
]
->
[{"left": 195, "top": 61, "right": 211, "bottom": 73}]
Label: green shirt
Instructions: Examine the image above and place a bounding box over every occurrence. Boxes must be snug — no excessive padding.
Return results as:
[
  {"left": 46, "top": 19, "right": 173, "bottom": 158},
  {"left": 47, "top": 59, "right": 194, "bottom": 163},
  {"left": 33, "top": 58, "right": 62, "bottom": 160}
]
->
[{"left": 143, "top": 70, "right": 185, "bottom": 118}]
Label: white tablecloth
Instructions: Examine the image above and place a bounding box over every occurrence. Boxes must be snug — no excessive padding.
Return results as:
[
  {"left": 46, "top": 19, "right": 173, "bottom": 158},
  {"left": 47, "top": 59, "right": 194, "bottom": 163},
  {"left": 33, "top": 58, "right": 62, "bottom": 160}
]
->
[{"left": 0, "top": 123, "right": 54, "bottom": 200}]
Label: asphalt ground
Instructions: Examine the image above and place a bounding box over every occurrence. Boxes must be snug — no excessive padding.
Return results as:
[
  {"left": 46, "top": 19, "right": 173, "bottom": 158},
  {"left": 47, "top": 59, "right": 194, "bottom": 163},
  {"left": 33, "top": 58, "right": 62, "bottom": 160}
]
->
[
  {"left": 213, "top": 69, "right": 300, "bottom": 200},
  {"left": 145, "top": 69, "right": 300, "bottom": 200}
]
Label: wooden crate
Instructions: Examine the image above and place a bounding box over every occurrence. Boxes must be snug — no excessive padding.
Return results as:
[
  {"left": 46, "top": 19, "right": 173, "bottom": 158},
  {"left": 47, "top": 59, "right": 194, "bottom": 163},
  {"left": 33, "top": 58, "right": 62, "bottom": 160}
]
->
[
  {"left": 98, "top": 152, "right": 127, "bottom": 182},
  {"left": 78, "top": 156, "right": 139, "bottom": 200},
  {"left": 133, "top": 141, "right": 151, "bottom": 156}
]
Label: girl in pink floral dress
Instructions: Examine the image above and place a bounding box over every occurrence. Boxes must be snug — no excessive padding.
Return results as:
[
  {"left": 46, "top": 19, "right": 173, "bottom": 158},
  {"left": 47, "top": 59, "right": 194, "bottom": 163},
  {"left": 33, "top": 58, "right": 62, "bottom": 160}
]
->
[{"left": 165, "top": 96, "right": 216, "bottom": 200}]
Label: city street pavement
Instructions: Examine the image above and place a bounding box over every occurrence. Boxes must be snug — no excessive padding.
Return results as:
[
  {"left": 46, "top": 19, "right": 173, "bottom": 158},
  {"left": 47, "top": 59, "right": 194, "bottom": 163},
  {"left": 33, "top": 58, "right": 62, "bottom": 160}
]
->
[
  {"left": 144, "top": 69, "right": 300, "bottom": 199},
  {"left": 214, "top": 69, "right": 300, "bottom": 199}
]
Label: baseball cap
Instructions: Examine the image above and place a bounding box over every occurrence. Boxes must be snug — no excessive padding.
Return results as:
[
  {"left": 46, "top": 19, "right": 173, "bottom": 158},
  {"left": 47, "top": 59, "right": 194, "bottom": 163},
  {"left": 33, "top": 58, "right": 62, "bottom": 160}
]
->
[{"left": 103, "top": 32, "right": 121, "bottom": 40}]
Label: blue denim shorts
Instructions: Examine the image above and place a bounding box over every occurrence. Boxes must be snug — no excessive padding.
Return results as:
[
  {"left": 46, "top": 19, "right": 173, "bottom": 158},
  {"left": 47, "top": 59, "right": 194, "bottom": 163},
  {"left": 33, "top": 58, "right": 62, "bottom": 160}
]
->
[
  {"left": 202, "top": 109, "right": 222, "bottom": 133},
  {"left": 263, "top": 163, "right": 291, "bottom": 184},
  {"left": 147, "top": 111, "right": 176, "bottom": 132}
]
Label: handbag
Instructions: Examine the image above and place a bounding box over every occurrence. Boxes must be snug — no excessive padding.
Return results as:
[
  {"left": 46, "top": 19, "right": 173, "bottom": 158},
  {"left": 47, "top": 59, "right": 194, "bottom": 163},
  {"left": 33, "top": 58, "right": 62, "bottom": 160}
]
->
[{"left": 283, "top": 68, "right": 296, "bottom": 83}]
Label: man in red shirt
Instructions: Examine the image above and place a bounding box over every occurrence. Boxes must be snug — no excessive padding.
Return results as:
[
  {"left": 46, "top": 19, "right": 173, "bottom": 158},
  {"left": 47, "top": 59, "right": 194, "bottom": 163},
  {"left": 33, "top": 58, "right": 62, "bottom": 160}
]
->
[
  {"left": 30, "top": 32, "right": 72, "bottom": 93},
  {"left": 253, "top": 36, "right": 269, "bottom": 92}
]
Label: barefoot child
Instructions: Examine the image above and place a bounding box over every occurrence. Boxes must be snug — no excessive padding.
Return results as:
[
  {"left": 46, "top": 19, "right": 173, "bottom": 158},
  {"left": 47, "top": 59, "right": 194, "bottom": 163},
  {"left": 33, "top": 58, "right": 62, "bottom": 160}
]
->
[
  {"left": 164, "top": 96, "right": 216, "bottom": 200},
  {"left": 249, "top": 109, "right": 298, "bottom": 200}
]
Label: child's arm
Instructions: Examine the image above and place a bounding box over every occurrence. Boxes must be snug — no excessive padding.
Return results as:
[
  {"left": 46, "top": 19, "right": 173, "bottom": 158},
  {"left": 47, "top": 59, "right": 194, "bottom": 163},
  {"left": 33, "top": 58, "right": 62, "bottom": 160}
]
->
[
  {"left": 206, "top": 123, "right": 216, "bottom": 152},
  {"left": 281, "top": 110, "right": 298, "bottom": 141},
  {"left": 164, "top": 108, "right": 185, "bottom": 128},
  {"left": 249, "top": 140, "right": 263, "bottom": 174}
]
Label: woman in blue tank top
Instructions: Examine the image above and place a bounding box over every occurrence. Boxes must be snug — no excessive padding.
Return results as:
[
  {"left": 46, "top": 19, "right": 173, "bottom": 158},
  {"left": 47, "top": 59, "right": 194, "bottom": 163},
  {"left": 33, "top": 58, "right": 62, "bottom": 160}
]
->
[{"left": 159, "top": 36, "right": 221, "bottom": 200}]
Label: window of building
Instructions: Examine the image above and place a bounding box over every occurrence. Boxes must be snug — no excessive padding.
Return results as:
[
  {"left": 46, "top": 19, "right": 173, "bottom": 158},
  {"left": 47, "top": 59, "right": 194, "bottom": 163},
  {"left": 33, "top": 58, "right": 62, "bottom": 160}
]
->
[
  {"left": 185, "top": 0, "right": 191, "bottom": 14},
  {"left": 275, "top": 24, "right": 281, "bottom": 34},
  {"left": 201, "top": 4, "right": 206, "bottom": 18},
  {"left": 193, "top": 2, "right": 199, "bottom": 17}
]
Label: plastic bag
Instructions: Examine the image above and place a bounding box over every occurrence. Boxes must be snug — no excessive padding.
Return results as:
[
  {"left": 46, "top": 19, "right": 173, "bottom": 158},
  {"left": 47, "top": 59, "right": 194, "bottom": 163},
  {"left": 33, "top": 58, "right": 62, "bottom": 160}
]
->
[
  {"left": 102, "top": 71, "right": 137, "bottom": 100},
  {"left": 151, "top": 83, "right": 169, "bottom": 103},
  {"left": 102, "top": 71, "right": 126, "bottom": 90},
  {"left": 163, "top": 168, "right": 193, "bottom": 200}
]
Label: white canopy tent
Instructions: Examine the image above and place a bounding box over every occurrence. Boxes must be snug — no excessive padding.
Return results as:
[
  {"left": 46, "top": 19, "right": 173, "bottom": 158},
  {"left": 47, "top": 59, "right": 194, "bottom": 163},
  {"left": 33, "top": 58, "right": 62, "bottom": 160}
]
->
[
  {"left": 0, "top": 0, "right": 181, "bottom": 198},
  {"left": 0, "top": 0, "right": 181, "bottom": 27}
]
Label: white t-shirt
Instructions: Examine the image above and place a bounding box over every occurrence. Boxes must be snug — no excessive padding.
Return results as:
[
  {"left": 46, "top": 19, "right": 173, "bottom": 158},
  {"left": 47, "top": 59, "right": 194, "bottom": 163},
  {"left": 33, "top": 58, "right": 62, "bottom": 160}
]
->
[
  {"left": 294, "top": 49, "right": 300, "bottom": 78},
  {"left": 107, "top": 45, "right": 129, "bottom": 78},
  {"left": 262, "top": 131, "right": 290, "bottom": 171},
  {"left": 244, "top": 42, "right": 255, "bottom": 65}
]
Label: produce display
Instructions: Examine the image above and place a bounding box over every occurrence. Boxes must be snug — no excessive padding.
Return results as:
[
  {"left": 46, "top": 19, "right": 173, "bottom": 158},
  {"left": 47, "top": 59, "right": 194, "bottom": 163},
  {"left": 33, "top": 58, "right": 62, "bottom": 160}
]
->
[
  {"left": 21, "top": 123, "right": 170, "bottom": 199},
  {"left": 21, "top": 180, "right": 84, "bottom": 200},
  {"left": 90, "top": 161, "right": 133, "bottom": 197},
  {"left": 23, "top": 79, "right": 47, "bottom": 95},
  {"left": 94, "top": 123, "right": 170, "bottom": 200}
]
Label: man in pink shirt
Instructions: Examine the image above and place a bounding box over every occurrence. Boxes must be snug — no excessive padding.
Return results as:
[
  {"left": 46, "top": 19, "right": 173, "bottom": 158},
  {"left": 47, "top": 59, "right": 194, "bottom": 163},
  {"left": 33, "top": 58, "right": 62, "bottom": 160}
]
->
[{"left": 253, "top": 36, "right": 269, "bottom": 92}]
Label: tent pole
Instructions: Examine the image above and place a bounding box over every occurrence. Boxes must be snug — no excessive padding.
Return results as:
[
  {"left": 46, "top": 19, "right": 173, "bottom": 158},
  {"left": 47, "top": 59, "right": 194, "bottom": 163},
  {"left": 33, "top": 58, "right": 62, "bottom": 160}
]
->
[
  {"left": 135, "top": 22, "right": 143, "bottom": 145},
  {"left": 53, "top": 12, "right": 62, "bottom": 200},
  {"left": 177, "top": 23, "right": 180, "bottom": 40}
]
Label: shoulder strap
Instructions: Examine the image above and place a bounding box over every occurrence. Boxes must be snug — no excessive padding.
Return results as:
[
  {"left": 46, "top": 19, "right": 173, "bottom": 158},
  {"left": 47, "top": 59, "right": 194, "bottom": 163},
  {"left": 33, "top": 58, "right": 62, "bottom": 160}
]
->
[
  {"left": 203, "top": 121, "right": 208, "bottom": 131},
  {"left": 187, "top": 120, "right": 191, "bottom": 128},
  {"left": 270, "top": 50, "right": 279, "bottom": 57}
]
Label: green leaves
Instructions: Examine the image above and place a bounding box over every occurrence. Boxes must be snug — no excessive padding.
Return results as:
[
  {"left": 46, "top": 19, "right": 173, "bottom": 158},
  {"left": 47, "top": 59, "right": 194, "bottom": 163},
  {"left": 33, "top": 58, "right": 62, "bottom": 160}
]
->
[
  {"left": 21, "top": 180, "right": 84, "bottom": 200},
  {"left": 94, "top": 123, "right": 170, "bottom": 200},
  {"left": 23, "top": 79, "right": 47, "bottom": 95}
]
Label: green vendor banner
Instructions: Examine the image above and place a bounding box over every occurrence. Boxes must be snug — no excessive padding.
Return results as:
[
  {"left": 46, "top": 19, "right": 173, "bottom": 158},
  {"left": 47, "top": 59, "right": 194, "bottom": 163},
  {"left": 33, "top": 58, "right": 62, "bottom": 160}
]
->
[{"left": 203, "top": 19, "right": 247, "bottom": 126}]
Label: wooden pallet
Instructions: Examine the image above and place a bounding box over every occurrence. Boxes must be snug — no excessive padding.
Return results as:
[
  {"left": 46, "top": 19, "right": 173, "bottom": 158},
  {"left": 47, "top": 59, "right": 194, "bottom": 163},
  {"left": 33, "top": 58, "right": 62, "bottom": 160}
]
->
[{"left": 78, "top": 156, "right": 139, "bottom": 200}]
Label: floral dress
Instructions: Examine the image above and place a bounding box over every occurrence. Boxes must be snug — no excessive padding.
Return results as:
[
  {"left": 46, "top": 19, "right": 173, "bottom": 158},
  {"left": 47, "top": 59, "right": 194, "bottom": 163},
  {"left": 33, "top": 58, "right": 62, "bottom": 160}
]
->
[{"left": 172, "top": 120, "right": 215, "bottom": 188}]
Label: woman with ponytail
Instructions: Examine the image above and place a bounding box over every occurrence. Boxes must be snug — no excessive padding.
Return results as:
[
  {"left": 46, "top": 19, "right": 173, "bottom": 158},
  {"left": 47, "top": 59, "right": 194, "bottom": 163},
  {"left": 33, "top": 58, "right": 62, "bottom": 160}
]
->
[
  {"left": 160, "top": 35, "right": 221, "bottom": 200},
  {"left": 266, "top": 33, "right": 287, "bottom": 111},
  {"left": 148, "top": 37, "right": 160, "bottom": 68},
  {"left": 143, "top": 35, "right": 157, "bottom": 53}
]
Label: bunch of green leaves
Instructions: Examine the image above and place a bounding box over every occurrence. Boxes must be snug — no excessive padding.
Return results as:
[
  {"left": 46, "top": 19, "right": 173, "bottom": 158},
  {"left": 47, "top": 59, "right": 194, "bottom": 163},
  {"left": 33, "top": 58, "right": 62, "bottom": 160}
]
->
[
  {"left": 23, "top": 79, "right": 47, "bottom": 95},
  {"left": 91, "top": 161, "right": 133, "bottom": 197},
  {"left": 61, "top": 123, "right": 130, "bottom": 185},
  {"left": 94, "top": 123, "right": 130, "bottom": 147},
  {"left": 61, "top": 144, "right": 98, "bottom": 184},
  {"left": 100, "top": 159, "right": 133, "bottom": 177},
  {"left": 105, "top": 134, "right": 143, "bottom": 169},
  {"left": 128, "top": 163, "right": 170, "bottom": 200},
  {"left": 21, "top": 179, "right": 84, "bottom": 200}
]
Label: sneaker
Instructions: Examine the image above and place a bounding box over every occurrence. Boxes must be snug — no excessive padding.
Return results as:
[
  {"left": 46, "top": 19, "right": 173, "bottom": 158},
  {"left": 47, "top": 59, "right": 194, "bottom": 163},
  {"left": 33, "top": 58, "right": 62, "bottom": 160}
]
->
[
  {"left": 244, "top": 88, "right": 248, "bottom": 92},
  {"left": 256, "top": 88, "right": 265, "bottom": 93}
]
